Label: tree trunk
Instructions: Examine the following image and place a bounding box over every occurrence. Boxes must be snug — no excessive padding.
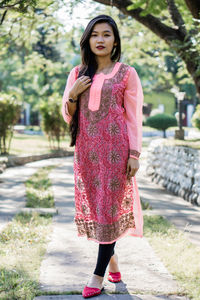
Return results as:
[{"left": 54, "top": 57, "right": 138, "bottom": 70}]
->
[
  {"left": 184, "top": 0, "right": 200, "bottom": 19},
  {"left": 163, "top": 130, "right": 166, "bottom": 138}
]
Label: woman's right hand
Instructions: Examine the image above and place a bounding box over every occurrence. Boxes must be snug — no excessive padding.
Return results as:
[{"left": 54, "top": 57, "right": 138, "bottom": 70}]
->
[{"left": 69, "top": 76, "right": 91, "bottom": 99}]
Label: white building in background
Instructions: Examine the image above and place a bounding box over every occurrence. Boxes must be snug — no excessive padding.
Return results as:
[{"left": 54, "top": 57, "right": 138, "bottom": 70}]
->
[
  {"left": 187, "top": 104, "right": 194, "bottom": 127},
  {"left": 20, "top": 102, "right": 31, "bottom": 125}
]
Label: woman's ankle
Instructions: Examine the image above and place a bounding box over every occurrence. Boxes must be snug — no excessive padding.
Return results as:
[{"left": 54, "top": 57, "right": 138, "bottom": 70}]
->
[
  {"left": 108, "top": 254, "right": 120, "bottom": 273},
  {"left": 87, "top": 274, "right": 104, "bottom": 289}
]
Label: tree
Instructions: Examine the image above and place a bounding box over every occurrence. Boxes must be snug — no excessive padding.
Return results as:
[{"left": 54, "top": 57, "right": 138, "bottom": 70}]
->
[
  {"left": 146, "top": 113, "right": 177, "bottom": 138},
  {"left": 0, "top": 2, "right": 77, "bottom": 124},
  {"left": 92, "top": 0, "right": 200, "bottom": 99},
  {"left": 0, "top": 93, "right": 21, "bottom": 154},
  {"left": 40, "top": 94, "right": 68, "bottom": 150},
  {"left": 0, "top": 0, "right": 39, "bottom": 25},
  {"left": 191, "top": 104, "right": 200, "bottom": 130}
]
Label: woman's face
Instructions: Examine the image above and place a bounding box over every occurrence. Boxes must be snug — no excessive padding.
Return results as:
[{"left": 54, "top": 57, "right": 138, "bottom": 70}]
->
[{"left": 89, "top": 22, "right": 116, "bottom": 58}]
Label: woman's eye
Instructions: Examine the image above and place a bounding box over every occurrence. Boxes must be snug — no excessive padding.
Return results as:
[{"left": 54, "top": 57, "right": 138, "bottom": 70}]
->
[{"left": 91, "top": 34, "right": 111, "bottom": 37}]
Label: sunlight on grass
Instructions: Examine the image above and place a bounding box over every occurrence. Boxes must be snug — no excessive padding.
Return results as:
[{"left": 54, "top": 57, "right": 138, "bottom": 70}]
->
[
  {"left": 0, "top": 212, "right": 53, "bottom": 300},
  {"left": 144, "top": 215, "right": 200, "bottom": 300},
  {"left": 162, "top": 138, "right": 200, "bottom": 150},
  {"left": 9, "top": 132, "right": 71, "bottom": 155},
  {"left": 25, "top": 166, "right": 56, "bottom": 208}
]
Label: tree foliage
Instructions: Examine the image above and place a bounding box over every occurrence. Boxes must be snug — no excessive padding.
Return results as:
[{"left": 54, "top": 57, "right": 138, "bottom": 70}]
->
[
  {"left": 0, "top": 0, "right": 79, "bottom": 127},
  {"left": 191, "top": 104, "right": 200, "bottom": 130},
  {"left": 0, "top": 0, "right": 40, "bottom": 25},
  {"left": 91, "top": 0, "right": 200, "bottom": 99},
  {"left": 40, "top": 94, "right": 68, "bottom": 150},
  {"left": 146, "top": 113, "right": 177, "bottom": 138},
  {"left": 0, "top": 93, "right": 21, "bottom": 154}
]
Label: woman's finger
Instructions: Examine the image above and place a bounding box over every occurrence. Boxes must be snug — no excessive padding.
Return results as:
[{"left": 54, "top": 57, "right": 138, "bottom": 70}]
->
[
  {"left": 79, "top": 78, "right": 91, "bottom": 87},
  {"left": 126, "top": 162, "right": 130, "bottom": 175},
  {"left": 80, "top": 76, "right": 91, "bottom": 81},
  {"left": 130, "top": 168, "right": 138, "bottom": 177}
]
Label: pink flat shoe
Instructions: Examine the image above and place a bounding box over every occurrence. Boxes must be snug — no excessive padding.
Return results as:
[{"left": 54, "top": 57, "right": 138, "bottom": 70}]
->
[
  {"left": 108, "top": 271, "right": 121, "bottom": 283},
  {"left": 82, "top": 286, "right": 104, "bottom": 298}
]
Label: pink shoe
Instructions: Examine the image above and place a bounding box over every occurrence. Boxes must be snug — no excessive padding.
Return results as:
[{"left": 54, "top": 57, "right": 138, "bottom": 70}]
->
[
  {"left": 82, "top": 286, "right": 104, "bottom": 298},
  {"left": 108, "top": 272, "right": 121, "bottom": 283}
]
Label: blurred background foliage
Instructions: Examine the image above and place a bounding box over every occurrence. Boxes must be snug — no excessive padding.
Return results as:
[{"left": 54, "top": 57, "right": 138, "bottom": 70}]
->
[{"left": 0, "top": 0, "right": 199, "bottom": 150}]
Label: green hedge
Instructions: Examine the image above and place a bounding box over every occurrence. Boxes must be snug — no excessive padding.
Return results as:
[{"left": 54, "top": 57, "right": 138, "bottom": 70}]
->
[{"left": 146, "top": 113, "right": 177, "bottom": 138}]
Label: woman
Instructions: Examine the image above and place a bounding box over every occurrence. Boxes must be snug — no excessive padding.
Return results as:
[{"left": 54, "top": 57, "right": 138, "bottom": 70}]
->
[{"left": 62, "top": 15, "right": 144, "bottom": 298}]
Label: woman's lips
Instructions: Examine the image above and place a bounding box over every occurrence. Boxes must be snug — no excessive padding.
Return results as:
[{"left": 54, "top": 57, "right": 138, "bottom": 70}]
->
[{"left": 96, "top": 46, "right": 105, "bottom": 50}]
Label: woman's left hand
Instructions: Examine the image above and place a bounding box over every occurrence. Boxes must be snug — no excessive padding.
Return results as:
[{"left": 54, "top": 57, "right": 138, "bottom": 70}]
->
[{"left": 126, "top": 157, "right": 140, "bottom": 180}]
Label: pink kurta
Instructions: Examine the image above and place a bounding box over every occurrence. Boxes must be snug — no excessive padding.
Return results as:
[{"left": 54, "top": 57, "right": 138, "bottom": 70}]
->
[{"left": 62, "top": 62, "right": 144, "bottom": 244}]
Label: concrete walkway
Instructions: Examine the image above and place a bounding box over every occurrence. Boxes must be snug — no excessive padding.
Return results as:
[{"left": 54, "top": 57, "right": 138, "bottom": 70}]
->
[
  {"left": 35, "top": 296, "right": 187, "bottom": 300},
  {"left": 0, "top": 153, "right": 196, "bottom": 299},
  {"left": 34, "top": 157, "right": 188, "bottom": 299},
  {"left": 137, "top": 152, "right": 200, "bottom": 247},
  {"left": 0, "top": 157, "right": 67, "bottom": 232}
]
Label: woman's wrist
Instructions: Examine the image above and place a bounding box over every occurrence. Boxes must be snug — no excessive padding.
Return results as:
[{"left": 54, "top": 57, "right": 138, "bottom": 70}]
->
[
  {"left": 69, "top": 90, "right": 78, "bottom": 100},
  {"left": 129, "top": 154, "right": 139, "bottom": 160},
  {"left": 129, "top": 157, "right": 139, "bottom": 160}
]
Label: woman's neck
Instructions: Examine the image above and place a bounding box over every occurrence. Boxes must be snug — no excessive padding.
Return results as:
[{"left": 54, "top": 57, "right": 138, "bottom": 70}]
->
[{"left": 96, "top": 56, "right": 114, "bottom": 73}]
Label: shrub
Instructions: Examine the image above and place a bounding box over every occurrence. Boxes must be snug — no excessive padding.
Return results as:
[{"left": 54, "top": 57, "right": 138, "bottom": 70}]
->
[
  {"left": 0, "top": 94, "right": 21, "bottom": 154},
  {"left": 146, "top": 113, "right": 177, "bottom": 138},
  {"left": 40, "top": 94, "right": 68, "bottom": 150},
  {"left": 191, "top": 104, "right": 200, "bottom": 130}
]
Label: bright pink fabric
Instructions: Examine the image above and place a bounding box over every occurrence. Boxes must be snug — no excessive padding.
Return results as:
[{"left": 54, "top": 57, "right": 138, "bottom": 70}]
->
[
  {"left": 62, "top": 62, "right": 143, "bottom": 244},
  {"left": 61, "top": 67, "right": 78, "bottom": 124},
  {"left": 123, "top": 67, "right": 143, "bottom": 159},
  {"left": 88, "top": 62, "right": 121, "bottom": 111}
]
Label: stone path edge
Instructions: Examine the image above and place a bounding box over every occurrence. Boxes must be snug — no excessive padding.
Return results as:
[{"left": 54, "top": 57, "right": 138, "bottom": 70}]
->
[
  {"left": 0, "top": 149, "right": 74, "bottom": 172},
  {"left": 34, "top": 292, "right": 189, "bottom": 300}
]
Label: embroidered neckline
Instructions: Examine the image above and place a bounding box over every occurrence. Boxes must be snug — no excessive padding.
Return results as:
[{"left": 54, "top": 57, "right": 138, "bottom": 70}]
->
[
  {"left": 80, "top": 63, "right": 130, "bottom": 124},
  {"left": 94, "top": 62, "right": 121, "bottom": 79}
]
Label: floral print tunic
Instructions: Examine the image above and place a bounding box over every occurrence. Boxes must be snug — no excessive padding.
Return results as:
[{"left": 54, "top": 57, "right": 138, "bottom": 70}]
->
[{"left": 62, "top": 62, "right": 144, "bottom": 244}]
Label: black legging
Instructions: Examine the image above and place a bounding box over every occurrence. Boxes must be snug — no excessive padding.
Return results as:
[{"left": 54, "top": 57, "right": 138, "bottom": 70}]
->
[{"left": 93, "top": 242, "right": 116, "bottom": 277}]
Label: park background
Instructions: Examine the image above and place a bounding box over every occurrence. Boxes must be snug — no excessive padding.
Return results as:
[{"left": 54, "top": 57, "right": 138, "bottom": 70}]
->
[
  {"left": 0, "top": 1, "right": 200, "bottom": 300},
  {"left": 1, "top": 0, "right": 200, "bottom": 156}
]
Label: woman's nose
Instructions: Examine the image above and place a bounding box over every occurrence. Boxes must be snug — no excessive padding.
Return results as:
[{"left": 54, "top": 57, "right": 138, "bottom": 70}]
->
[{"left": 97, "top": 35, "right": 104, "bottom": 42}]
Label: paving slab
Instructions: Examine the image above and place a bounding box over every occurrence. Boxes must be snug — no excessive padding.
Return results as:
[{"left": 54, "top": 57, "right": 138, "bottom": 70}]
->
[
  {"left": 38, "top": 157, "right": 181, "bottom": 296},
  {"left": 34, "top": 294, "right": 188, "bottom": 300},
  {"left": 0, "top": 157, "right": 69, "bottom": 232}
]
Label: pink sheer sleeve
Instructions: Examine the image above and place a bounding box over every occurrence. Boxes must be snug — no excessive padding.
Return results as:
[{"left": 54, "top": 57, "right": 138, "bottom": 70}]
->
[
  {"left": 123, "top": 67, "right": 144, "bottom": 160},
  {"left": 61, "top": 66, "right": 78, "bottom": 124}
]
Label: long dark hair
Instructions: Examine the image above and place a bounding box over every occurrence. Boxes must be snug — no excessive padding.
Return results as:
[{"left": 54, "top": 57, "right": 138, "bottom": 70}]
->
[{"left": 69, "top": 15, "right": 121, "bottom": 147}]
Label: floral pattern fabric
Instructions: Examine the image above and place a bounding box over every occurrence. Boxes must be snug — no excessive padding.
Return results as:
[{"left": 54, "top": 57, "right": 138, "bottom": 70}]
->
[{"left": 62, "top": 62, "right": 143, "bottom": 244}]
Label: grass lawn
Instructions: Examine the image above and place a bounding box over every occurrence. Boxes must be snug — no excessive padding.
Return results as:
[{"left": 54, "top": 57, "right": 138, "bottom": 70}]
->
[
  {"left": 8, "top": 132, "right": 71, "bottom": 156},
  {"left": 0, "top": 212, "right": 53, "bottom": 300},
  {"left": 144, "top": 215, "right": 200, "bottom": 300},
  {"left": 25, "top": 166, "right": 56, "bottom": 208},
  {"left": 1, "top": 126, "right": 197, "bottom": 157},
  {"left": 0, "top": 164, "right": 56, "bottom": 299},
  {"left": 162, "top": 137, "right": 200, "bottom": 150},
  {"left": 144, "top": 91, "right": 175, "bottom": 115}
]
